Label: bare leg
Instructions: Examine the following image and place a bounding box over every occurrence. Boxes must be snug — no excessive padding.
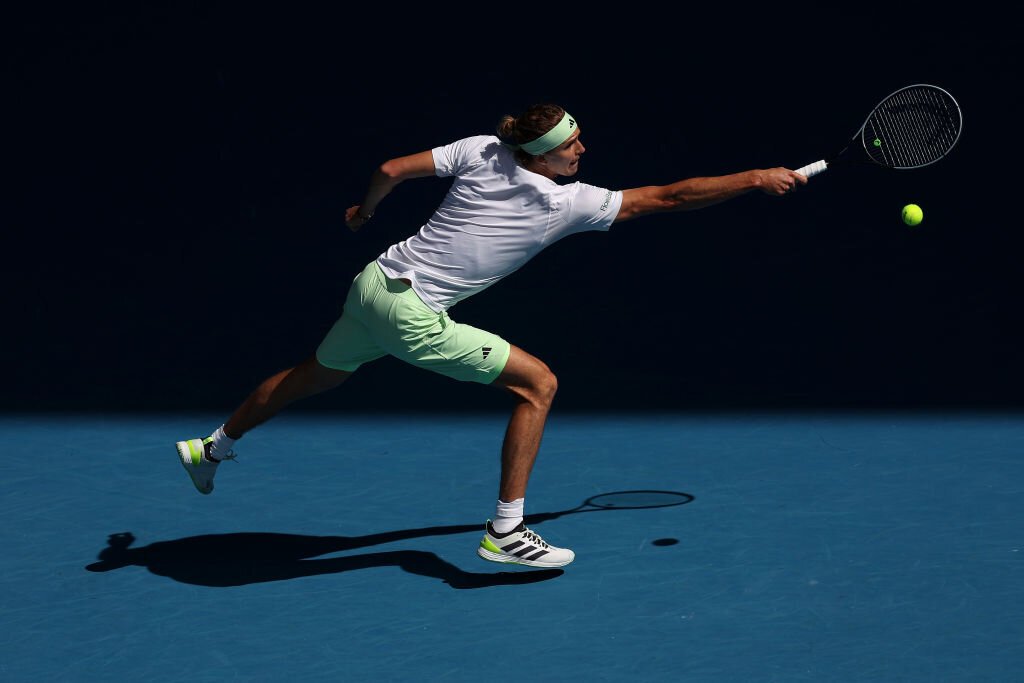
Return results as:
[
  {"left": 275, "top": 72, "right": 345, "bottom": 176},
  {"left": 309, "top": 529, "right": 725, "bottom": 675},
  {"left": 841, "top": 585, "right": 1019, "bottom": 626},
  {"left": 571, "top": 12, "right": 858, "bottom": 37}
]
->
[
  {"left": 491, "top": 345, "right": 558, "bottom": 502},
  {"left": 223, "top": 355, "right": 351, "bottom": 439}
]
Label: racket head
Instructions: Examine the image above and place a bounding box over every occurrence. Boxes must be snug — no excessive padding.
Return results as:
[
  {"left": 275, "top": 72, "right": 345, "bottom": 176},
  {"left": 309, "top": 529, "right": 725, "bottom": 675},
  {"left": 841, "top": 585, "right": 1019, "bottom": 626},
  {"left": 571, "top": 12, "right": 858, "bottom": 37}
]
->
[
  {"left": 582, "top": 490, "right": 694, "bottom": 510},
  {"left": 860, "top": 84, "right": 962, "bottom": 169}
]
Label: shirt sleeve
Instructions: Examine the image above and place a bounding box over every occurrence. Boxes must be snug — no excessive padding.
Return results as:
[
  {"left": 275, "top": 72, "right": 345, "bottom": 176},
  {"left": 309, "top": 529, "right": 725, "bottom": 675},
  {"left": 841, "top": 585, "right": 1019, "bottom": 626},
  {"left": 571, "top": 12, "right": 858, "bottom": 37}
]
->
[
  {"left": 431, "top": 135, "right": 493, "bottom": 178},
  {"left": 564, "top": 182, "right": 622, "bottom": 233}
]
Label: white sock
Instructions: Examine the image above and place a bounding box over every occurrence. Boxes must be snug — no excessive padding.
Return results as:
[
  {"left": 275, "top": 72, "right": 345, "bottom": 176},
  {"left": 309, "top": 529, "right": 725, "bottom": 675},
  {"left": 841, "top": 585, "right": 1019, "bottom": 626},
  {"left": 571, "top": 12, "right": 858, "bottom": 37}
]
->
[
  {"left": 492, "top": 498, "right": 524, "bottom": 534},
  {"left": 209, "top": 425, "right": 236, "bottom": 461}
]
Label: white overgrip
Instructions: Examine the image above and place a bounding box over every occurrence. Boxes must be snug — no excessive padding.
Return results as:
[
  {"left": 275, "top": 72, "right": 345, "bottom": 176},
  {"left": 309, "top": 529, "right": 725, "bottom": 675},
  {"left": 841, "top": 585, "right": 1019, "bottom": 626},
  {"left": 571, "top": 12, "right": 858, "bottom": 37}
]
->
[{"left": 795, "top": 160, "right": 827, "bottom": 178}]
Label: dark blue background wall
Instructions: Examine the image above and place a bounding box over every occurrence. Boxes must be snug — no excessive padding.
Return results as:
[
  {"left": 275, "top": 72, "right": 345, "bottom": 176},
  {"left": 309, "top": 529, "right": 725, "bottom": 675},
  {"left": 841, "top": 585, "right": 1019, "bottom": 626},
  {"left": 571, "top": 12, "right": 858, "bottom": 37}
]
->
[{"left": 6, "top": 5, "right": 1017, "bottom": 413}]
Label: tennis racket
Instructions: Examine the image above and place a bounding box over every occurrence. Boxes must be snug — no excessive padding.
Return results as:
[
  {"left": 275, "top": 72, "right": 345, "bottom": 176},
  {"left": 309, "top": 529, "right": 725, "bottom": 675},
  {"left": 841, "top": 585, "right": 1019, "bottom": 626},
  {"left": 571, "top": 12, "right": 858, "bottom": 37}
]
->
[{"left": 795, "top": 84, "right": 962, "bottom": 179}]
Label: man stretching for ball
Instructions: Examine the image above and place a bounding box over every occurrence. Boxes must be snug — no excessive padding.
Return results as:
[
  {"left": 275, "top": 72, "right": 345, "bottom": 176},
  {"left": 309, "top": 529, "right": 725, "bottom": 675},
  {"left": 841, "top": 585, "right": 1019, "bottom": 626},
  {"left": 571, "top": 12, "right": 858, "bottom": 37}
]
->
[{"left": 175, "top": 104, "right": 805, "bottom": 568}]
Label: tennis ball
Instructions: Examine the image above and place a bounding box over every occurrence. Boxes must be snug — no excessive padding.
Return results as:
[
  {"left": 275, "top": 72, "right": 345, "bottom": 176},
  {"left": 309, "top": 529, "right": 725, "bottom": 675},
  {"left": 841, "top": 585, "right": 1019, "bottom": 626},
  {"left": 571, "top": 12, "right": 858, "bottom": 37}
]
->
[{"left": 902, "top": 204, "right": 923, "bottom": 226}]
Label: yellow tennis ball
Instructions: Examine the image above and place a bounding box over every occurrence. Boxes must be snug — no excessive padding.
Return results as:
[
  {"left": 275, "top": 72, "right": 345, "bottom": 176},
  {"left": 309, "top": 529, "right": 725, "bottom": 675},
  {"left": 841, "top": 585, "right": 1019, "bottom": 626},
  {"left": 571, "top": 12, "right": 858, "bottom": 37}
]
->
[{"left": 902, "top": 204, "right": 923, "bottom": 226}]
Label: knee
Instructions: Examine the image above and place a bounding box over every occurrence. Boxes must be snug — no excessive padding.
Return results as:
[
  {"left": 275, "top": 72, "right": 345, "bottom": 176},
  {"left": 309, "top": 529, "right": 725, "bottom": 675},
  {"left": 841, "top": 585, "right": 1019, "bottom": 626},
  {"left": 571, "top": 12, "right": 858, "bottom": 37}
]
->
[
  {"left": 310, "top": 363, "right": 351, "bottom": 393},
  {"left": 293, "top": 356, "right": 351, "bottom": 394},
  {"left": 529, "top": 367, "right": 558, "bottom": 409}
]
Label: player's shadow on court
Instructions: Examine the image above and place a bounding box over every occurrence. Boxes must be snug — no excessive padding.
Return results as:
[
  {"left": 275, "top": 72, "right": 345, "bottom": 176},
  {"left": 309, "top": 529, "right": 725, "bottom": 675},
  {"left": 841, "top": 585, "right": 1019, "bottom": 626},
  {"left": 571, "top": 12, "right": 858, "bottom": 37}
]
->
[
  {"left": 85, "top": 531, "right": 560, "bottom": 589},
  {"left": 85, "top": 491, "right": 694, "bottom": 589}
]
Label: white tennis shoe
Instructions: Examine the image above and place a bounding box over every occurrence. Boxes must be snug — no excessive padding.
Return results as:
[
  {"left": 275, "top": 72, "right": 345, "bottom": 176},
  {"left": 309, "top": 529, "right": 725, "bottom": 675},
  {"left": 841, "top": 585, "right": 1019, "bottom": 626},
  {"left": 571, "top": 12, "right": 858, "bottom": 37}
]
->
[
  {"left": 477, "top": 520, "right": 575, "bottom": 568},
  {"left": 175, "top": 437, "right": 235, "bottom": 495}
]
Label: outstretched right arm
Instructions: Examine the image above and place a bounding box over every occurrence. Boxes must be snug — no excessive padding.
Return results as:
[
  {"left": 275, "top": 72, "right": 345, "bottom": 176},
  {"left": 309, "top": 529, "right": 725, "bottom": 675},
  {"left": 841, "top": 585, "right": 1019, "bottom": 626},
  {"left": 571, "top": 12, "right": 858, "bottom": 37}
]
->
[
  {"left": 346, "top": 151, "right": 437, "bottom": 231},
  {"left": 613, "top": 167, "right": 805, "bottom": 224}
]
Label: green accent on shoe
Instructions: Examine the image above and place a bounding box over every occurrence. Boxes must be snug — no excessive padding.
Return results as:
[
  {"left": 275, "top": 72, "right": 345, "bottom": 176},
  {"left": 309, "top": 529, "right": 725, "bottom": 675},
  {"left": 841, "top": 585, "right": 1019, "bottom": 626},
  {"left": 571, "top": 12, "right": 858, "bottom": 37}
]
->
[
  {"left": 187, "top": 439, "right": 203, "bottom": 466},
  {"left": 480, "top": 537, "right": 502, "bottom": 554}
]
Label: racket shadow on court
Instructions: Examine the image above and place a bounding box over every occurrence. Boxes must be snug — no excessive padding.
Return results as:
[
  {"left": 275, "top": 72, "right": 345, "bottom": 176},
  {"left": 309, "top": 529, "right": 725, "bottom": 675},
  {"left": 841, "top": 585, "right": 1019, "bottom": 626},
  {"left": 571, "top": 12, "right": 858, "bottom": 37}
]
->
[{"left": 85, "top": 491, "right": 692, "bottom": 590}]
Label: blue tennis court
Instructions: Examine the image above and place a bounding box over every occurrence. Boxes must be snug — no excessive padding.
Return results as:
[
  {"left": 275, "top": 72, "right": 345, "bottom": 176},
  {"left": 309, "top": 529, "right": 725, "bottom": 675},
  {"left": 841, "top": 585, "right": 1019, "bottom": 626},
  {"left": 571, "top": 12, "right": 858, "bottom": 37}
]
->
[{"left": 3, "top": 411, "right": 1021, "bottom": 680}]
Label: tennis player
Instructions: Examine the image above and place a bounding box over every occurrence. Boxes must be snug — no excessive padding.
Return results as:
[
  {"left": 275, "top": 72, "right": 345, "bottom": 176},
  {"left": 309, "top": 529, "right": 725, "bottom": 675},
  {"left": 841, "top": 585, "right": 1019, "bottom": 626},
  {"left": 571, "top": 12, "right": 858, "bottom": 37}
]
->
[{"left": 176, "top": 104, "right": 805, "bottom": 568}]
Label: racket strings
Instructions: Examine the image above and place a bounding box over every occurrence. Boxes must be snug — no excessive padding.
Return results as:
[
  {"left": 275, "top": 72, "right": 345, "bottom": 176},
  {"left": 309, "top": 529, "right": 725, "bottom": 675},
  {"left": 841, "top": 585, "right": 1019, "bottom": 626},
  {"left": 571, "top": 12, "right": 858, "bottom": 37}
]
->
[
  {"left": 902, "top": 88, "right": 959, "bottom": 163},
  {"left": 864, "top": 85, "right": 962, "bottom": 169}
]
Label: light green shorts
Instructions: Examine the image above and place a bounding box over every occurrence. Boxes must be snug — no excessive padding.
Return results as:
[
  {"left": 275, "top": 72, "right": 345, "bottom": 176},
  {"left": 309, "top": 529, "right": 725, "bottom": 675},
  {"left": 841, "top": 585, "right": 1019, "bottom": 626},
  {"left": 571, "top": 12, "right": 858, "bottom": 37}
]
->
[{"left": 316, "top": 261, "right": 512, "bottom": 384}]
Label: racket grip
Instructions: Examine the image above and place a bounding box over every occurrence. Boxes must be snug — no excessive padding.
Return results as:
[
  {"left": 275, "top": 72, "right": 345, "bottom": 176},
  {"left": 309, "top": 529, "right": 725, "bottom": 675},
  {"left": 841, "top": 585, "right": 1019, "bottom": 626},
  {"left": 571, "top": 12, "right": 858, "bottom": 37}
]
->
[{"left": 795, "top": 160, "right": 827, "bottom": 178}]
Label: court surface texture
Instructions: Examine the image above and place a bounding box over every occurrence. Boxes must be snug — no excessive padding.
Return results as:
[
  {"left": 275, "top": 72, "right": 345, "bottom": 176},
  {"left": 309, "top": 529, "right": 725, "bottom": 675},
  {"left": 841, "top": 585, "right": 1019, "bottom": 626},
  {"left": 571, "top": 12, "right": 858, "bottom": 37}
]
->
[{"left": 2, "top": 411, "right": 1022, "bottom": 681}]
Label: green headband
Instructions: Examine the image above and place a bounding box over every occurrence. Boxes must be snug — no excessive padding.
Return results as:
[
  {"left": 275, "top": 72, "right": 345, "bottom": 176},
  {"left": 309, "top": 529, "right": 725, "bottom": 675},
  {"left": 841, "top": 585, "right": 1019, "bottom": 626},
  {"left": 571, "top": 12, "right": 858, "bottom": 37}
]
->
[{"left": 507, "top": 112, "right": 578, "bottom": 156}]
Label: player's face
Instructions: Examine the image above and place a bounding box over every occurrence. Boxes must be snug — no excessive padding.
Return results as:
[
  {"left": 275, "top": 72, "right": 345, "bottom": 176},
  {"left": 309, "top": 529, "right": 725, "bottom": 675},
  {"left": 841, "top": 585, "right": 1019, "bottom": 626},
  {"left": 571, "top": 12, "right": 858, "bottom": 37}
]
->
[{"left": 538, "top": 130, "right": 585, "bottom": 178}]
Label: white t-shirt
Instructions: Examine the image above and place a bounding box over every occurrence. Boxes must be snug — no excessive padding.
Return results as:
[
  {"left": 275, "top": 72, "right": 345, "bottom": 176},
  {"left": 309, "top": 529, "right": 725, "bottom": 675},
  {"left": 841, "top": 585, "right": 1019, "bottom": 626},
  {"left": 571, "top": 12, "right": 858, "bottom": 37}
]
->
[{"left": 376, "top": 135, "right": 622, "bottom": 312}]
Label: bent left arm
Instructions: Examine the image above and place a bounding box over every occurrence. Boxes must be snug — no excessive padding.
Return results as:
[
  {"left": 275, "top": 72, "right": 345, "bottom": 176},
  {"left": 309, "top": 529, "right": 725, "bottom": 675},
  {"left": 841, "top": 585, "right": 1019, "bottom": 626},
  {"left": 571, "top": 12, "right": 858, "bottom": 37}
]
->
[
  {"left": 346, "top": 150, "right": 437, "bottom": 231},
  {"left": 613, "top": 167, "right": 806, "bottom": 224}
]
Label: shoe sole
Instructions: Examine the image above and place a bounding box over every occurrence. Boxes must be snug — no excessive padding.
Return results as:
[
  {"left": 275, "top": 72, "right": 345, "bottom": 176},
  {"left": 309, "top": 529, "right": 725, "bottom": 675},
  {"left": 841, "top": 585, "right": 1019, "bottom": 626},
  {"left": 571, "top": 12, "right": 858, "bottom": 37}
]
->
[
  {"left": 477, "top": 546, "right": 574, "bottom": 568},
  {"left": 175, "top": 441, "right": 213, "bottom": 495}
]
